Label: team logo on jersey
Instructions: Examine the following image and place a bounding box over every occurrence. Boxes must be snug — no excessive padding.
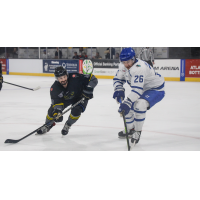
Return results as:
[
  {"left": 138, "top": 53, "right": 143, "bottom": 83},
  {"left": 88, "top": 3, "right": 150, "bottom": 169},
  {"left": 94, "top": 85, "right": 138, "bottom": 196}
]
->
[
  {"left": 72, "top": 74, "right": 76, "bottom": 78},
  {"left": 64, "top": 91, "right": 75, "bottom": 100},
  {"left": 136, "top": 65, "right": 141, "bottom": 67},
  {"left": 51, "top": 88, "right": 53, "bottom": 91}
]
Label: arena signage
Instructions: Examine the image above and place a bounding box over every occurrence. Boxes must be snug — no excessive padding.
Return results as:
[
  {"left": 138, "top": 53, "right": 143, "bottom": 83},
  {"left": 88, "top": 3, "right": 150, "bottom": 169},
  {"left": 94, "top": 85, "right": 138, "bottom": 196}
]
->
[
  {"left": 43, "top": 60, "right": 79, "bottom": 73},
  {"left": 153, "top": 59, "right": 180, "bottom": 78},
  {"left": 92, "top": 59, "right": 120, "bottom": 68},
  {"left": 0, "top": 59, "right": 7, "bottom": 73},
  {"left": 185, "top": 59, "right": 200, "bottom": 78},
  {"left": 93, "top": 68, "right": 118, "bottom": 76}
]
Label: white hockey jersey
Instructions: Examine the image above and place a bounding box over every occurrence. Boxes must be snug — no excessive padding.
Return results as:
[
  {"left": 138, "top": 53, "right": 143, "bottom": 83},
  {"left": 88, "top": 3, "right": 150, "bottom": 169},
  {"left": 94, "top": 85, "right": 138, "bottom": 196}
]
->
[{"left": 113, "top": 58, "right": 165, "bottom": 103}]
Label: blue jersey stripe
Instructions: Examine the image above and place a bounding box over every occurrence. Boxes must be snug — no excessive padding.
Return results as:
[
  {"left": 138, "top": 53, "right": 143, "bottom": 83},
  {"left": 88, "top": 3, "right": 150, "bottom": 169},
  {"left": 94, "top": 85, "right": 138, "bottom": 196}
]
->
[
  {"left": 125, "top": 114, "right": 134, "bottom": 119},
  {"left": 126, "top": 119, "right": 134, "bottom": 124},
  {"left": 116, "top": 85, "right": 123, "bottom": 88},
  {"left": 125, "top": 101, "right": 132, "bottom": 107},
  {"left": 114, "top": 81, "right": 124, "bottom": 86},
  {"left": 134, "top": 118, "right": 145, "bottom": 122},
  {"left": 133, "top": 109, "right": 146, "bottom": 114},
  {"left": 113, "top": 78, "right": 126, "bottom": 82}
]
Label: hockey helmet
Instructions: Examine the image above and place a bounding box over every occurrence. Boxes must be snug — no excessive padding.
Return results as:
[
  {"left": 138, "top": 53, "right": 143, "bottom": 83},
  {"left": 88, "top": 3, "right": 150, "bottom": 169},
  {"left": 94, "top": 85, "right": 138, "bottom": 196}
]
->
[
  {"left": 54, "top": 66, "right": 68, "bottom": 78},
  {"left": 120, "top": 48, "right": 135, "bottom": 62}
]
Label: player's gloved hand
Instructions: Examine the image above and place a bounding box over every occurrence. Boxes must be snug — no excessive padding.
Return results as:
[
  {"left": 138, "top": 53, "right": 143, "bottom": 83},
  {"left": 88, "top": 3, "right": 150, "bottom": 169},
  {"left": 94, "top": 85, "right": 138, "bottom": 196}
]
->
[
  {"left": 118, "top": 99, "right": 132, "bottom": 116},
  {"left": 53, "top": 109, "right": 63, "bottom": 122},
  {"left": 113, "top": 91, "right": 125, "bottom": 104},
  {"left": 0, "top": 76, "right": 3, "bottom": 91},
  {"left": 82, "top": 91, "right": 93, "bottom": 100}
]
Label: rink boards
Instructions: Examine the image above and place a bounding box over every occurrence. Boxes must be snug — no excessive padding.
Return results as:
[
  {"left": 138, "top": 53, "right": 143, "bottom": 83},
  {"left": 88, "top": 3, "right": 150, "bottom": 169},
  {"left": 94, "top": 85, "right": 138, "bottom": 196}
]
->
[{"left": 1, "top": 58, "right": 200, "bottom": 82}]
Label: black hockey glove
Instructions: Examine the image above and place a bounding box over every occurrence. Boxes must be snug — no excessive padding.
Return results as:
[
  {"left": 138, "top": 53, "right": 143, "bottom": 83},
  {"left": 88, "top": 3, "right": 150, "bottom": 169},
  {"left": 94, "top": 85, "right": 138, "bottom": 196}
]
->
[
  {"left": 82, "top": 91, "right": 93, "bottom": 100},
  {"left": 52, "top": 108, "right": 63, "bottom": 122},
  {"left": 0, "top": 76, "right": 3, "bottom": 91}
]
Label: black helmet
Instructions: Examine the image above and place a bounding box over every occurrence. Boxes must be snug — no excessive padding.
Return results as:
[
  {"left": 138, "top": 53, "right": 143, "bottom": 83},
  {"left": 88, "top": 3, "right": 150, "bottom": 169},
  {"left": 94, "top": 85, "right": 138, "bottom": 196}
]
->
[{"left": 54, "top": 66, "right": 68, "bottom": 78}]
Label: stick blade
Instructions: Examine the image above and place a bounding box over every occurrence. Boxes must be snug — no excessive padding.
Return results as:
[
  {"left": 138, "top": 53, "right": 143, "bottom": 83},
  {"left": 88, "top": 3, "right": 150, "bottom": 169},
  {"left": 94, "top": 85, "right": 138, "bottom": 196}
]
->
[
  {"left": 5, "top": 139, "right": 19, "bottom": 144},
  {"left": 33, "top": 86, "right": 41, "bottom": 91}
]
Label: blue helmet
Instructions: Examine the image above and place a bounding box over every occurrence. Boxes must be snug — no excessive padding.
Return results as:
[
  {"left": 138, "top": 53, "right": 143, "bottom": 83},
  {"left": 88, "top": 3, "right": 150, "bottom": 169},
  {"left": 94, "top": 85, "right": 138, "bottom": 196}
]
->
[{"left": 120, "top": 48, "right": 135, "bottom": 62}]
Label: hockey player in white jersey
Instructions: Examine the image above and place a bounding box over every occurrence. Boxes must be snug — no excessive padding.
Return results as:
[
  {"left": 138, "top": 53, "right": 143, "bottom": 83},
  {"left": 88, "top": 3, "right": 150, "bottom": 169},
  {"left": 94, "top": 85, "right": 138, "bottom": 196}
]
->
[{"left": 113, "top": 48, "right": 165, "bottom": 145}]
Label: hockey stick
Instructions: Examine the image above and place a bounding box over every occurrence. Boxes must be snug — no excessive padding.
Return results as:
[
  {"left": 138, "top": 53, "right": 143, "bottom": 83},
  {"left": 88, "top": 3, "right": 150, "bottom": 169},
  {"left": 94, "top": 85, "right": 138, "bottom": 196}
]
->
[
  {"left": 122, "top": 110, "right": 131, "bottom": 151},
  {"left": 4, "top": 81, "right": 41, "bottom": 91},
  {"left": 4, "top": 98, "right": 85, "bottom": 144}
]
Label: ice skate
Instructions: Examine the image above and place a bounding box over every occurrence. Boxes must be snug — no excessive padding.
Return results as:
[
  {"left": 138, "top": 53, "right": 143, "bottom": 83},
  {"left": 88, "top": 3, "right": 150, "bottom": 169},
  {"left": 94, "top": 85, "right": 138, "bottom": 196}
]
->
[
  {"left": 131, "top": 131, "right": 141, "bottom": 145},
  {"left": 118, "top": 128, "right": 135, "bottom": 139},
  {"left": 36, "top": 122, "right": 56, "bottom": 135},
  {"left": 61, "top": 123, "right": 71, "bottom": 135}
]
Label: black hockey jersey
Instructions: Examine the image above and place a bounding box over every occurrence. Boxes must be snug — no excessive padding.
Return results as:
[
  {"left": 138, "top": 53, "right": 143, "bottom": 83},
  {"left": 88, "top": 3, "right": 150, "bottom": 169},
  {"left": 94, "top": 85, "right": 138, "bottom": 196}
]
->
[{"left": 50, "top": 73, "right": 98, "bottom": 108}]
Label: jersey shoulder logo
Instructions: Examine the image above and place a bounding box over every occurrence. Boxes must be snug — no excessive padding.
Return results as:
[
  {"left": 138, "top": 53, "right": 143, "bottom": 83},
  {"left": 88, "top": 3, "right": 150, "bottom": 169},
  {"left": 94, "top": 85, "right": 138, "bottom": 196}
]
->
[
  {"left": 58, "top": 92, "right": 64, "bottom": 98},
  {"left": 51, "top": 88, "right": 53, "bottom": 91}
]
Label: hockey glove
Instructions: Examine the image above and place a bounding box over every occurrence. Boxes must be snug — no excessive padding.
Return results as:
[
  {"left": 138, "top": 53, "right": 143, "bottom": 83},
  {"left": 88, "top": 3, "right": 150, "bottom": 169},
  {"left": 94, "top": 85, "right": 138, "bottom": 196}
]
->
[
  {"left": 82, "top": 91, "right": 93, "bottom": 100},
  {"left": 52, "top": 109, "right": 63, "bottom": 122},
  {"left": 0, "top": 76, "right": 3, "bottom": 91},
  {"left": 118, "top": 99, "right": 132, "bottom": 116},
  {"left": 113, "top": 91, "right": 125, "bottom": 104}
]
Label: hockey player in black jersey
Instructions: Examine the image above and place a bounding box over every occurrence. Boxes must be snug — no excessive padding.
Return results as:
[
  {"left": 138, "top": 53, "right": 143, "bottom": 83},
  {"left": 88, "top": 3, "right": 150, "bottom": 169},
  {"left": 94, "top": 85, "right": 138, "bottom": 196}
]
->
[
  {"left": 37, "top": 65, "right": 98, "bottom": 135},
  {"left": 0, "top": 63, "right": 3, "bottom": 91}
]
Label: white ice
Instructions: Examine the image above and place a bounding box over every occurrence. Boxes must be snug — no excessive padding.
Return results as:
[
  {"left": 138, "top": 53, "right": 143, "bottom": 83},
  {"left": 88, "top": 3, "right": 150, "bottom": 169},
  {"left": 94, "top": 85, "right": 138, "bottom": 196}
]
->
[{"left": 0, "top": 75, "right": 200, "bottom": 151}]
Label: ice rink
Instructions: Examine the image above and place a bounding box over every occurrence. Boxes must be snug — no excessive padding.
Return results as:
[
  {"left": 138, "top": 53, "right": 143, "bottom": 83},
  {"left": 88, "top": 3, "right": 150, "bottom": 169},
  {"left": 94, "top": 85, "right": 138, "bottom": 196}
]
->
[{"left": 0, "top": 75, "right": 200, "bottom": 151}]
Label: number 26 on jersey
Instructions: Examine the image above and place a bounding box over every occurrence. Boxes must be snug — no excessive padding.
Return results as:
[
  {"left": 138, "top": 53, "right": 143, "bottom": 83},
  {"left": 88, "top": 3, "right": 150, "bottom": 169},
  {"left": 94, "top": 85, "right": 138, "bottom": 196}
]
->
[{"left": 134, "top": 75, "right": 143, "bottom": 83}]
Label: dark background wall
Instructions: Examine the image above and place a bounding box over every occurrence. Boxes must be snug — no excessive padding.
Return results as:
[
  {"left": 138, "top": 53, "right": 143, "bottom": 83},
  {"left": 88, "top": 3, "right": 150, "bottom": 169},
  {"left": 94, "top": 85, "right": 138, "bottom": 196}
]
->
[{"left": 169, "top": 47, "right": 200, "bottom": 59}]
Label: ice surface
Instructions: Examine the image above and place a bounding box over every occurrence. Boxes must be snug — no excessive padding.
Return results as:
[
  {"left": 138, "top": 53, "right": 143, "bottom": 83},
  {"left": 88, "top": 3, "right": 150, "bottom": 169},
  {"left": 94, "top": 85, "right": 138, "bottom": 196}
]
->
[{"left": 0, "top": 75, "right": 200, "bottom": 151}]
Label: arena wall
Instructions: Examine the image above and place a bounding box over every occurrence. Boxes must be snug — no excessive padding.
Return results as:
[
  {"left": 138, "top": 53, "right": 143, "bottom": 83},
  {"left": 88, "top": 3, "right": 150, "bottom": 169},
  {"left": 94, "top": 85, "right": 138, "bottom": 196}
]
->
[{"left": 3, "top": 59, "right": 200, "bottom": 82}]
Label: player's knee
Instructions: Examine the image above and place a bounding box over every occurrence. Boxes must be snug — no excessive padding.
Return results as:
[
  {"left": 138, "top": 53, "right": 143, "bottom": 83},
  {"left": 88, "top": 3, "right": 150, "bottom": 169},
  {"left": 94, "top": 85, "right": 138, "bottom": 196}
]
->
[
  {"left": 71, "top": 106, "right": 82, "bottom": 116},
  {"left": 134, "top": 99, "right": 149, "bottom": 112}
]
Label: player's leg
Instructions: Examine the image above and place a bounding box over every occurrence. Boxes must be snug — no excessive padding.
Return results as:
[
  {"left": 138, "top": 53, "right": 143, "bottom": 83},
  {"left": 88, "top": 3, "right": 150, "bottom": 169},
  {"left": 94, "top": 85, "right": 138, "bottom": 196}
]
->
[
  {"left": 132, "top": 90, "right": 165, "bottom": 144},
  {"left": 132, "top": 99, "right": 149, "bottom": 143},
  {"left": 118, "top": 104, "right": 135, "bottom": 138},
  {"left": 62, "top": 99, "right": 88, "bottom": 135}
]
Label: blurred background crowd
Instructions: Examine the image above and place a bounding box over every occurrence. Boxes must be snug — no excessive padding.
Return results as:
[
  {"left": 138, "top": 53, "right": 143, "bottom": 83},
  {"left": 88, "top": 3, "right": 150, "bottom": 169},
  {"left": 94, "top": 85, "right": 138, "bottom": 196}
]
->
[{"left": 0, "top": 47, "right": 200, "bottom": 60}]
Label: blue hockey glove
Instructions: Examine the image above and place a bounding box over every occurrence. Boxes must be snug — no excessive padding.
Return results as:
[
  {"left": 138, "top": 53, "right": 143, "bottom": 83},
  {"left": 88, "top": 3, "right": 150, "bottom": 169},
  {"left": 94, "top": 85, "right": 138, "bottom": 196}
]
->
[
  {"left": 113, "top": 91, "right": 125, "bottom": 104},
  {"left": 118, "top": 99, "right": 132, "bottom": 116}
]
